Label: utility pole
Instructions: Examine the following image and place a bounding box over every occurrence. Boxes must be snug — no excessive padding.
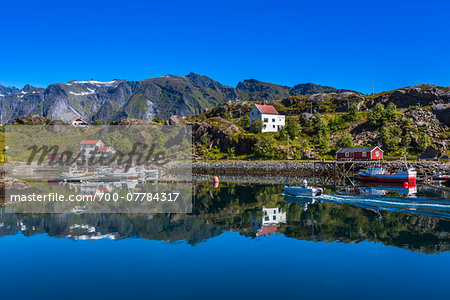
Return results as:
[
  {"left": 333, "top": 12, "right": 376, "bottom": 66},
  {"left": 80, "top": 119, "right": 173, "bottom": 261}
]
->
[{"left": 287, "top": 133, "right": 289, "bottom": 159}]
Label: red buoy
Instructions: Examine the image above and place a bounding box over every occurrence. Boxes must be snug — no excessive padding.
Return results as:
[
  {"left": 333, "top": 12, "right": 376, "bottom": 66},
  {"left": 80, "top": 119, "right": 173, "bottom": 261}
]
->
[{"left": 213, "top": 176, "right": 219, "bottom": 183}]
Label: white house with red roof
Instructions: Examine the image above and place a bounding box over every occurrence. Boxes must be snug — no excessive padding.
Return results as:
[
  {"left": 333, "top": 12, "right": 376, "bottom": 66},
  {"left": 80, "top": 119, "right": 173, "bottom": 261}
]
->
[
  {"left": 97, "top": 146, "right": 116, "bottom": 155},
  {"left": 249, "top": 104, "right": 285, "bottom": 133},
  {"left": 79, "top": 140, "right": 116, "bottom": 157},
  {"left": 79, "top": 140, "right": 105, "bottom": 156},
  {"left": 72, "top": 117, "right": 89, "bottom": 127}
]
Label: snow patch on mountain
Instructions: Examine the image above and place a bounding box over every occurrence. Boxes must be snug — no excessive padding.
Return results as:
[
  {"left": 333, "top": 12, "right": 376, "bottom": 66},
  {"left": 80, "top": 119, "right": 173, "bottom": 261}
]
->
[{"left": 69, "top": 88, "right": 96, "bottom": 96}]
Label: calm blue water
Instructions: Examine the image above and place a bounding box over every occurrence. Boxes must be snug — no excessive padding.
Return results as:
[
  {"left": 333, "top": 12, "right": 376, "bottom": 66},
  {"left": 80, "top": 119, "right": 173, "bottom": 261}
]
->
[{"left": 1, "top": 182, "right": 449, "bottom": 299}]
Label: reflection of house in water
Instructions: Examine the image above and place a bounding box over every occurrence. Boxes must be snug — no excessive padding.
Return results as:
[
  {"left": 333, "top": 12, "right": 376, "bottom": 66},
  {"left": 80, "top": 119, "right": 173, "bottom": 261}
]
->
[
  {"left": 262, "top": 207, "right": 286, "bottom": 225},
  {"left": 68, "top": 181, "right": 111, "bottom": 196},
  {"left": 251, "top": 207, "right": 286, "bottom": 237}
]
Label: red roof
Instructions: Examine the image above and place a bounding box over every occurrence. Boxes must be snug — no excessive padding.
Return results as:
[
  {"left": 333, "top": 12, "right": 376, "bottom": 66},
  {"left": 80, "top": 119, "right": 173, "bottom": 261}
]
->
[
  {"left": 97, "top": 146, "right": 110, "bottom": 150},
  {"left": 256, "top": 225, "right": 279, "bottom": 237},
  {"left": 255, "top": 104, "right": 279, "bottom": 115},
  {"left": 80, "top": 140, "right": 100, "bottom": 145}
]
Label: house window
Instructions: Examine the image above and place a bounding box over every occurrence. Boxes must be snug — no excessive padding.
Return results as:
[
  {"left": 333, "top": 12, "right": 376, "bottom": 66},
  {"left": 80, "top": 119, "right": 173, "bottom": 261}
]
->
[
  {"left": 265, "top": 216, "right": 269, "bottom": 221},
  {"left": 375, "top": 151, "right": 380, "bottom": 157},
  {"left": 273, "top": 125, "right": 275, "bottom": 128},
  {"left": 264, "top": 118, "right": 268, "bottom": 122},
  {"left": 362, "top": 152, "right": 367, "bottom": 157},
  {"left": 272, "top": 118, "right": 275, "bottom": 122},
  {"left": 273, "top": 216, "right": 276, "bottom": 220},
  {"left": 345, "top": 152, "right": 349, "bottom": 158},
  {"left": 251, "top": 112, "right": 254, "bottom": 116}
]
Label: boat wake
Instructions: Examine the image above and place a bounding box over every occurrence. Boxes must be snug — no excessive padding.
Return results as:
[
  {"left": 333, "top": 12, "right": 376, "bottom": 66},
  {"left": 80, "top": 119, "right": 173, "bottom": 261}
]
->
[{"left": 319, "top": 194, "right": 450, "bottom": 219}]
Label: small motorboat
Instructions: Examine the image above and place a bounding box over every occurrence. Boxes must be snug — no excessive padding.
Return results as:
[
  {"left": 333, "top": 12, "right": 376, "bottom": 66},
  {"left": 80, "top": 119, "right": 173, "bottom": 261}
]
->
[
  {"left": 283, "top": 180, "right": 323, "bottom": 197},
  {"left": 358, "top": 166, "right": 416, "bottom": 183},
  {"left": 105, "top": 167, "right": 143, "bottom": 179},
  {"left": 61, "top": 166, "right": 92, "bottom": 180},
  {"left": 358, "top": 154, "right": 417, "bottom": 183}
]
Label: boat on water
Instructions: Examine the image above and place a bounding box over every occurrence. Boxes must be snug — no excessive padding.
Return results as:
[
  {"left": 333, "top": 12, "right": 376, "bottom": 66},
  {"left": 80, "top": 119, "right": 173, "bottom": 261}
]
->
[
  {"left": 338, "top": 182, "right": 417, "bottom": 197},
  {"left": 143, "top": 168, "right": 159, "bottom": 180},
  {"left": 104, "top": 167, "right": 144, "bottom": 179},
  {"left": 283, "top": 180, "right": 323, "bottom": 197},
  {"left": 61, "top": 166, "right": 92, "bottom": 180},
  {"left": 283, "top": 196, "right": 318, "bottom": 211},
  {"left": 358, "top": 166, "right": 416, "bottom": 183}
]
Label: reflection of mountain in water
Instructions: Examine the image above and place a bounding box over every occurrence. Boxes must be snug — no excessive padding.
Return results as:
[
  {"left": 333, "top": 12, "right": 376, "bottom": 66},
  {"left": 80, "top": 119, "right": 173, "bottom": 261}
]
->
[{"left": 0, "top": 183, "right": 449, "bottom": 253}]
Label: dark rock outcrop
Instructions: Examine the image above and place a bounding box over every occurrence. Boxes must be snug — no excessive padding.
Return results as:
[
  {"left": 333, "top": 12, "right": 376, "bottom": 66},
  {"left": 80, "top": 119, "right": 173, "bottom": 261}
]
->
[
  {"left": 368, "top": 84, "right": 450, "bottom": 109},
  {"left": 165, "top": 116, "right": 189, "bottom": 126},
  {"left": 290, "top": 83, "right": 356, "bottom": 95},
  {"left": 110, "top": 118, "right": 159, "bottom": 126},
  {"left": 420, "top": 146, "right": 442, "bottom": 159},
  {"left": 13, "top": 115, "right": 51, "bottom": 125},
  {"left": 193, "top": 118, "right": 255, "bottom": 155},
  {"left": 432, "top": 104, "right": 450, "bottom": 126}
]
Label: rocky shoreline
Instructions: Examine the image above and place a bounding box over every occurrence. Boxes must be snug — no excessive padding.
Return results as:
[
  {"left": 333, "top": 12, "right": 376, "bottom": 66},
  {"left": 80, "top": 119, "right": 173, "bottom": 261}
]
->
[{"left": 193, "top": 160, "right": 450, "bottom": 177}]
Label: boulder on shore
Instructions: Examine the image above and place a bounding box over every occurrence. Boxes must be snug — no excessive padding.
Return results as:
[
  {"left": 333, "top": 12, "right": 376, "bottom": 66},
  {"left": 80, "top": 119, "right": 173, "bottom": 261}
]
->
[{"left": 419, "top": 146, "right": 442, "bottom": 159}]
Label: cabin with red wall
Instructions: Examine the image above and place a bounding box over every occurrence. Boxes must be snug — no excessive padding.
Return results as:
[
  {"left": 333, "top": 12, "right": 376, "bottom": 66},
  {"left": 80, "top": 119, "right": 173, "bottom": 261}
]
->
[{"left": 336, "top": 146, "right": 383, "bottom": 160}]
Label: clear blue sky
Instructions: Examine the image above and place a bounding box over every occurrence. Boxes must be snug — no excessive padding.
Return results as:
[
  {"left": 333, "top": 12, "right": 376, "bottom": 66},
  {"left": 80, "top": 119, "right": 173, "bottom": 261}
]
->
[{"left": 1, "top": 0, "right": 449, "bottom": 93}]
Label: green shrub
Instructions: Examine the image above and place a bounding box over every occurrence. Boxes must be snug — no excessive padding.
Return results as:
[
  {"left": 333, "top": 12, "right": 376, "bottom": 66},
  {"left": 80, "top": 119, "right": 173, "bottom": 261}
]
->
[
  {"left": 240, "top": 114, "right": 250, "bottom": 130},
  {"left": 385, "top": 102, "right": 398, "bottom": 121},
  {"left": 92, "top": 120, "right": 103, "bottom": 125},
  {"left": 344, "top": 103, "right": 359, "bottom": 121},
  {"left": 380, "top": 126, "right": 398, "bottom": 151},
  {"left": 279, "top": 118, "right": 302, "bottom": 140},
  {"left": 313, "top": 114, "right": 329, "bottom": 135},
  {"left": 253, "top": 138, "right": 276, "bottom": 158},
  {"left": 250, "top": 119, "right": 264, "bottom": 133},
  {"left": 222, "top": 112, "right": 233, "bottom": 121},
  {"left": 329, "top": 115, "right": 345, "bottom": 132},
  {"left": 336, "top": 132, "right": 354, "bottom": 148},
  {"left": 368, "top": 103, "right": 386, "bottom": 127},
  {"left": 368, "top": 103, "right": 398, "bottom": 127}
]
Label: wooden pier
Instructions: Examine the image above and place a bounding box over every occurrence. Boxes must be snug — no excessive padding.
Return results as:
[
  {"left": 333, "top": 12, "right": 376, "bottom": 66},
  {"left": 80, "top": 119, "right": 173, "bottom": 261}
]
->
[{"left": 313, "top": 160, "right": 358, "bottom": 186}]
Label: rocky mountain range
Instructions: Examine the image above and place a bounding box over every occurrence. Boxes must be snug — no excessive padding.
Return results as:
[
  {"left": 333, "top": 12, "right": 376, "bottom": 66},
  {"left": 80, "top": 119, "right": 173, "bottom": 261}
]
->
[
  {"left": 236, "top": 80, "right": 356, "bottom": 101},
  {"left": 0, "top": 73, "right": 358, "bottom": 124},
  {"left": 1, "top": 73, "right": 449, "bottom": 125}
]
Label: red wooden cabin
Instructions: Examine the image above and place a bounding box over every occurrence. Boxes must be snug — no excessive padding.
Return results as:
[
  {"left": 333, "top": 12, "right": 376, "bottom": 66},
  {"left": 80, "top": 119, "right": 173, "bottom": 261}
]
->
[{"left": 336, "top": 146, "right": 383, "bottom": 160}]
